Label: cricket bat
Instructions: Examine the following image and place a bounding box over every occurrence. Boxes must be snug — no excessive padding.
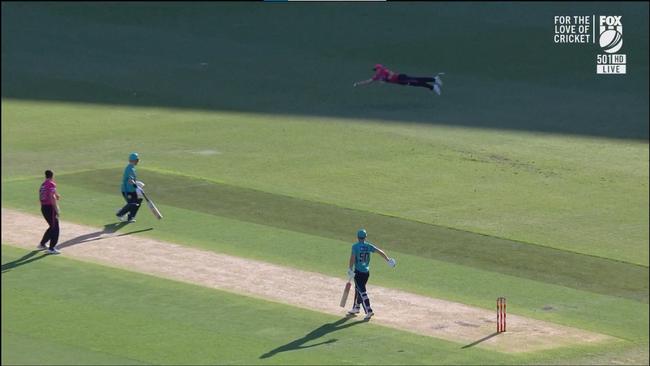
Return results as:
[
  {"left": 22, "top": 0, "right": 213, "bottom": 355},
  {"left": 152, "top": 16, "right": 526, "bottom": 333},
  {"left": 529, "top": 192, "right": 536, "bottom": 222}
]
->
[
  {"left": 339, "top": 281, "right": 351, "bottom": 308},
  {"left": 141, "top": 190, "right": 163, "bottom": 220}
]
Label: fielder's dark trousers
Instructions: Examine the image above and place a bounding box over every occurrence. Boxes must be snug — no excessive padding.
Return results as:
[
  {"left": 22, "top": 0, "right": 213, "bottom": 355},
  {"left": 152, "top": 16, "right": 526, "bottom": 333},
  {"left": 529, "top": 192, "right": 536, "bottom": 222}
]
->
[
  {"left": 40, "top": 205, "right": 59, "bottom": 249},
  {"left": 353, "top": 270, "right": 373, "bottom": 314},
  {"left": 396, "top": 73, "right": 435, "bottom": 90},
  {"left": 116, "top": 191, "right": 142, "bottom": 220}
]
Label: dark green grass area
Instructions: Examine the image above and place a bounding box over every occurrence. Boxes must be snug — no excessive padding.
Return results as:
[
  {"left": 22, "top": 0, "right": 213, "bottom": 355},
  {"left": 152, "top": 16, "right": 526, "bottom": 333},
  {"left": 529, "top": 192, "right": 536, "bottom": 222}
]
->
[
  {"left": 2, "top": 245, "right": 516, "bottom": 365},
  {"left": 2, "top": 2, "right": 648, "bottom": 139},
  {"left": 59, "top": 168, "right": 648, "bottom": 303}
]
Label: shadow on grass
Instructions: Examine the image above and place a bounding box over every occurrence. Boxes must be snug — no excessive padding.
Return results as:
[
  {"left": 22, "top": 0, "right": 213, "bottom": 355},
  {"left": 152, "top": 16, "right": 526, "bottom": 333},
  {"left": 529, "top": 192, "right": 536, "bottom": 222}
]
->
[
  {"left": 461, "top": 332, "right": 500, "bottom": 349},
  {"left": 57, "top": 222, "right": 153, "bottom": 250},
  {"left": 2, "top": 2, "right": 648, "bottom": 140},
  {"left": 1, "top": 222, "right": 153, "bottom": 272},
  {"left": 260, "top": 316, "right": 366, "bottom": 359},
  {"left": 1, "top": 250, "right": 50, "bottom": 273}
]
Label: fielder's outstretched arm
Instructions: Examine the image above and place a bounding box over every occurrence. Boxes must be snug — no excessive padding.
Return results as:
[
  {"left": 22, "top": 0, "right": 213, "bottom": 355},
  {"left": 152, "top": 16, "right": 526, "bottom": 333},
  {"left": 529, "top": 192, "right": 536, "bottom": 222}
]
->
[{"left": 353, "top": 78, "right": 374, "bottom": 87}]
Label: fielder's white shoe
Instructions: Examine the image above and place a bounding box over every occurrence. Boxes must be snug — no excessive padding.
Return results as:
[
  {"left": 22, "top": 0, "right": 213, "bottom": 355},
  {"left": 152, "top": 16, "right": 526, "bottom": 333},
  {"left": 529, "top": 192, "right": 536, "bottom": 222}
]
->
[
  {"left": 364, "top": 311, "right": 374, "bottom": 320},
  {"left": 347, "top": 307, "right": 361, "bottom": 315},
  {"left": 47, "top": 248, "right": 61, "bottom": 255},
  {"left": 433, "top": 84, "right": 441, "bottom": 95},
  {"left": 434, "top": 73, "right": 444, "bottom": 86},
  {"left": 37, "top": 243, "right": 47, "bottom": 250},
  {"left": 433, "top": 73, "right": 444, "bottom": 95}
]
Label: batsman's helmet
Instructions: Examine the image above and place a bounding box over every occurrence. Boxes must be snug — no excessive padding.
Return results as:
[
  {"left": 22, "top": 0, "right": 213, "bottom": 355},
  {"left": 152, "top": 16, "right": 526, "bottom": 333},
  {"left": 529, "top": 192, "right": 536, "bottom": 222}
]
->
[
  {"left": 129, "top": 152, "right": 139, "bottom": 161},
  {"left": 357, "top": 229, "right": 367, "bottom": 239}
]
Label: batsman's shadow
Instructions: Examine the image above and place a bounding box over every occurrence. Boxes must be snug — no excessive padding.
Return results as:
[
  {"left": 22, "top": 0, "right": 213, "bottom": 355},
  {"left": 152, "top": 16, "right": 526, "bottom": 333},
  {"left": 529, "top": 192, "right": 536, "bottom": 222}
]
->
[
  {"left": 1, "top": 250, "right": 49, "bottom": 273},
  {"left": 259, "top": 316, "right": 366, "bottom": 359},
  {"left": 57, "top": 222, "right": 153, "bottom": 250}
]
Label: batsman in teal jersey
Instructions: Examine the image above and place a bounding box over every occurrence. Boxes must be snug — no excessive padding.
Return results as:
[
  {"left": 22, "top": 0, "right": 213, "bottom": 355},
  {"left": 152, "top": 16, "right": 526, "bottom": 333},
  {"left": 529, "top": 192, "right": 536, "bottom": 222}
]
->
[
  {"left": 347, "top": 228, "right": 396, "bottom": 320},
  {"left": 115, "top": 152, "right": 142, "bottom": 223}
]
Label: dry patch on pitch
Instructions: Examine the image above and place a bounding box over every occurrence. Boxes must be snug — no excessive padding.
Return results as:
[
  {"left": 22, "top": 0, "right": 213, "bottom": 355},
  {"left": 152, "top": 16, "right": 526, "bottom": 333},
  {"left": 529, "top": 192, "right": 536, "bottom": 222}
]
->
[{"left": 1, "top": 208, "right": 614, "bottom": 353}]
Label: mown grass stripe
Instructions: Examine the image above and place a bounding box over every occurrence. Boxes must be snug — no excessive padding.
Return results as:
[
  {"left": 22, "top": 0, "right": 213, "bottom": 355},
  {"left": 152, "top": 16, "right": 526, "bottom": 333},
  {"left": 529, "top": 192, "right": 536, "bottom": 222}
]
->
[{"left": 59, "top": 168, "right": 649, "bottom": 303}]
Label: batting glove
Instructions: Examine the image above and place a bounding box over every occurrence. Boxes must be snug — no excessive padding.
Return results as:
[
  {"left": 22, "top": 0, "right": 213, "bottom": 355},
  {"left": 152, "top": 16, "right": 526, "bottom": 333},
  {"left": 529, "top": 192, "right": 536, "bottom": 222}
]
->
[
  {"left": 387, "top": 258, "right": 396, "bottom": 268},
  {"left": 347, "top": 268, "right": 355, "bottom": 280}
]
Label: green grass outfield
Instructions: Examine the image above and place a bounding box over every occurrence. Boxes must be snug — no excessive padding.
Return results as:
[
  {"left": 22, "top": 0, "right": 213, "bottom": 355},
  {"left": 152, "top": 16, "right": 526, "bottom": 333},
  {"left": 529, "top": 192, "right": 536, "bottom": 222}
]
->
[
  {"left": 1, "top": 245, "right": 645, "bottom": 365},
  {"left": 2, "top": 101, "right": 648, "bottom": 267},
  {"left": 2, "top": 2, "right": 649, "bottom": 365},
  {"left": 1, "top": 177, "right": 647, "bottom": 341},
  {"left": 1, "top": 113, "right": 648, "bottom": 363},
  {"left": 2, "top": 245, "right": 508, "bottom": 365}
]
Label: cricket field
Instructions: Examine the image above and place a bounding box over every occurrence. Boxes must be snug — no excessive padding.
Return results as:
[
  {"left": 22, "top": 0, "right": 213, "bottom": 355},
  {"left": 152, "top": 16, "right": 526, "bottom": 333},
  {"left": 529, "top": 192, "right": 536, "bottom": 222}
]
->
[{"left": 2, "top": 2, "right": 648, "bottom": 365}]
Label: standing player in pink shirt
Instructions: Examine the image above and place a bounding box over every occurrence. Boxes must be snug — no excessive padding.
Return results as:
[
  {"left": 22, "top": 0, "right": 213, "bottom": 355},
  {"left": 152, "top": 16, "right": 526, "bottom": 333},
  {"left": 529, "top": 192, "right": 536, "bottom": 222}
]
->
[
  {"left": 353, "top": 64, "right": 445, "bottom": 95},
  {"left": 38, "top": 170, "right": 61, "bottom": 254}
]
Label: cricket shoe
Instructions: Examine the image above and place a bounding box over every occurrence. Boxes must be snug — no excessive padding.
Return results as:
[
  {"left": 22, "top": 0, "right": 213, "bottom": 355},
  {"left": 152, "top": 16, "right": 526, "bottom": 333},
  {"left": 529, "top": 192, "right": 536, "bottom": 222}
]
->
[
  {"left": 116, "top": 210, "right": 127, "bottom": 222},
  {"left": 127, "top": 218, "right": 136, "bottom": 223},
  {"left": 364, "top": 311, "right": 374, "bottom": 321},
  {"left": 347, "top": 307, "right": 361, "bottom": 316},
  {"left": 47, "top": 248, "right": 61, "bottom": 255},
  {"left": 433, "top": 73, "right": 444, "bottom": 95},
  {"left": 37, "top": 243, "right": 47, "bottom": 250},
  {"left": 434, "top": 73, "right": 444, "bottom": 86}
]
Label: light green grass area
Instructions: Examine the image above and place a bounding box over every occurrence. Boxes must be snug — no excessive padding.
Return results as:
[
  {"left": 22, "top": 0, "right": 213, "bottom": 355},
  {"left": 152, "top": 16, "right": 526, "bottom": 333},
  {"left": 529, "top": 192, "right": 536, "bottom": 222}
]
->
[
  {"left": 2, "top": 245, "right": 646, "bottom": 365},
  {"left": 0, "top": 245, "right": 521, "bottom": 365},
  {"left": 1, "top": 332, "right": 145, "bottom": 366}
]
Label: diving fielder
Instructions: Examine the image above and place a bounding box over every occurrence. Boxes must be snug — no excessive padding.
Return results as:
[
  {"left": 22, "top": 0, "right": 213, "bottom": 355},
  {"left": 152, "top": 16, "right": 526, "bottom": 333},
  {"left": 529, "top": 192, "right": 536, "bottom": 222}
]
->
[
  {"left": 346, "top": 229, "right": 396, "bottom": 320},
  {"left": 353, "top": 64, "right": 445, "bottom": 95}
]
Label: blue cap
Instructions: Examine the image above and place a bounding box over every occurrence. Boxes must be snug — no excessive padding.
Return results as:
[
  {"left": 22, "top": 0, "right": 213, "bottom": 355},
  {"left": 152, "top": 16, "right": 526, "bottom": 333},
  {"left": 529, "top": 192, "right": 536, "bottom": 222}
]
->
[
  {"left": 129, "top": 152, "right": 139, "bottom": 161},
  {"left": 357, "top": 229, "right": 367, "bottom": 239}
]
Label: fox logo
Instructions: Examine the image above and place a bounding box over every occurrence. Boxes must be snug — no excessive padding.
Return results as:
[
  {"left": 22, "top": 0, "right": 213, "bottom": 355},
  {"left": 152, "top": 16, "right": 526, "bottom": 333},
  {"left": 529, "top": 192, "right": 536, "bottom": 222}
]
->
[{"left": 599, "top": 16, "right": 623, "bottom": 54}]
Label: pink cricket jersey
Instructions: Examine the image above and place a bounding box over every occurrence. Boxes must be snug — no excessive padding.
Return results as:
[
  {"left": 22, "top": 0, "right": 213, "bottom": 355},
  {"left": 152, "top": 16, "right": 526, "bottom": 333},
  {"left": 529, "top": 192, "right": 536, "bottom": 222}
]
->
[
  {"left": 39, "top": 179, "right": 57, "bottom": 205},
  {"left": 371, "top": 66, "right": 399, "bottom": 83}
]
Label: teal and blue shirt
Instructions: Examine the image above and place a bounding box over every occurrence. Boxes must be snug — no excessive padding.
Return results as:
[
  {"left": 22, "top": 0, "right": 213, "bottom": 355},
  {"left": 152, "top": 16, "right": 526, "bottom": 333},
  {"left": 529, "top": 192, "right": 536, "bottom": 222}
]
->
[
  {"left": 351, "top": 241, "right": 377, "bottom": 273},
  {"left": 121, "top": 164, "right": 137, "bottom": 193}
]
